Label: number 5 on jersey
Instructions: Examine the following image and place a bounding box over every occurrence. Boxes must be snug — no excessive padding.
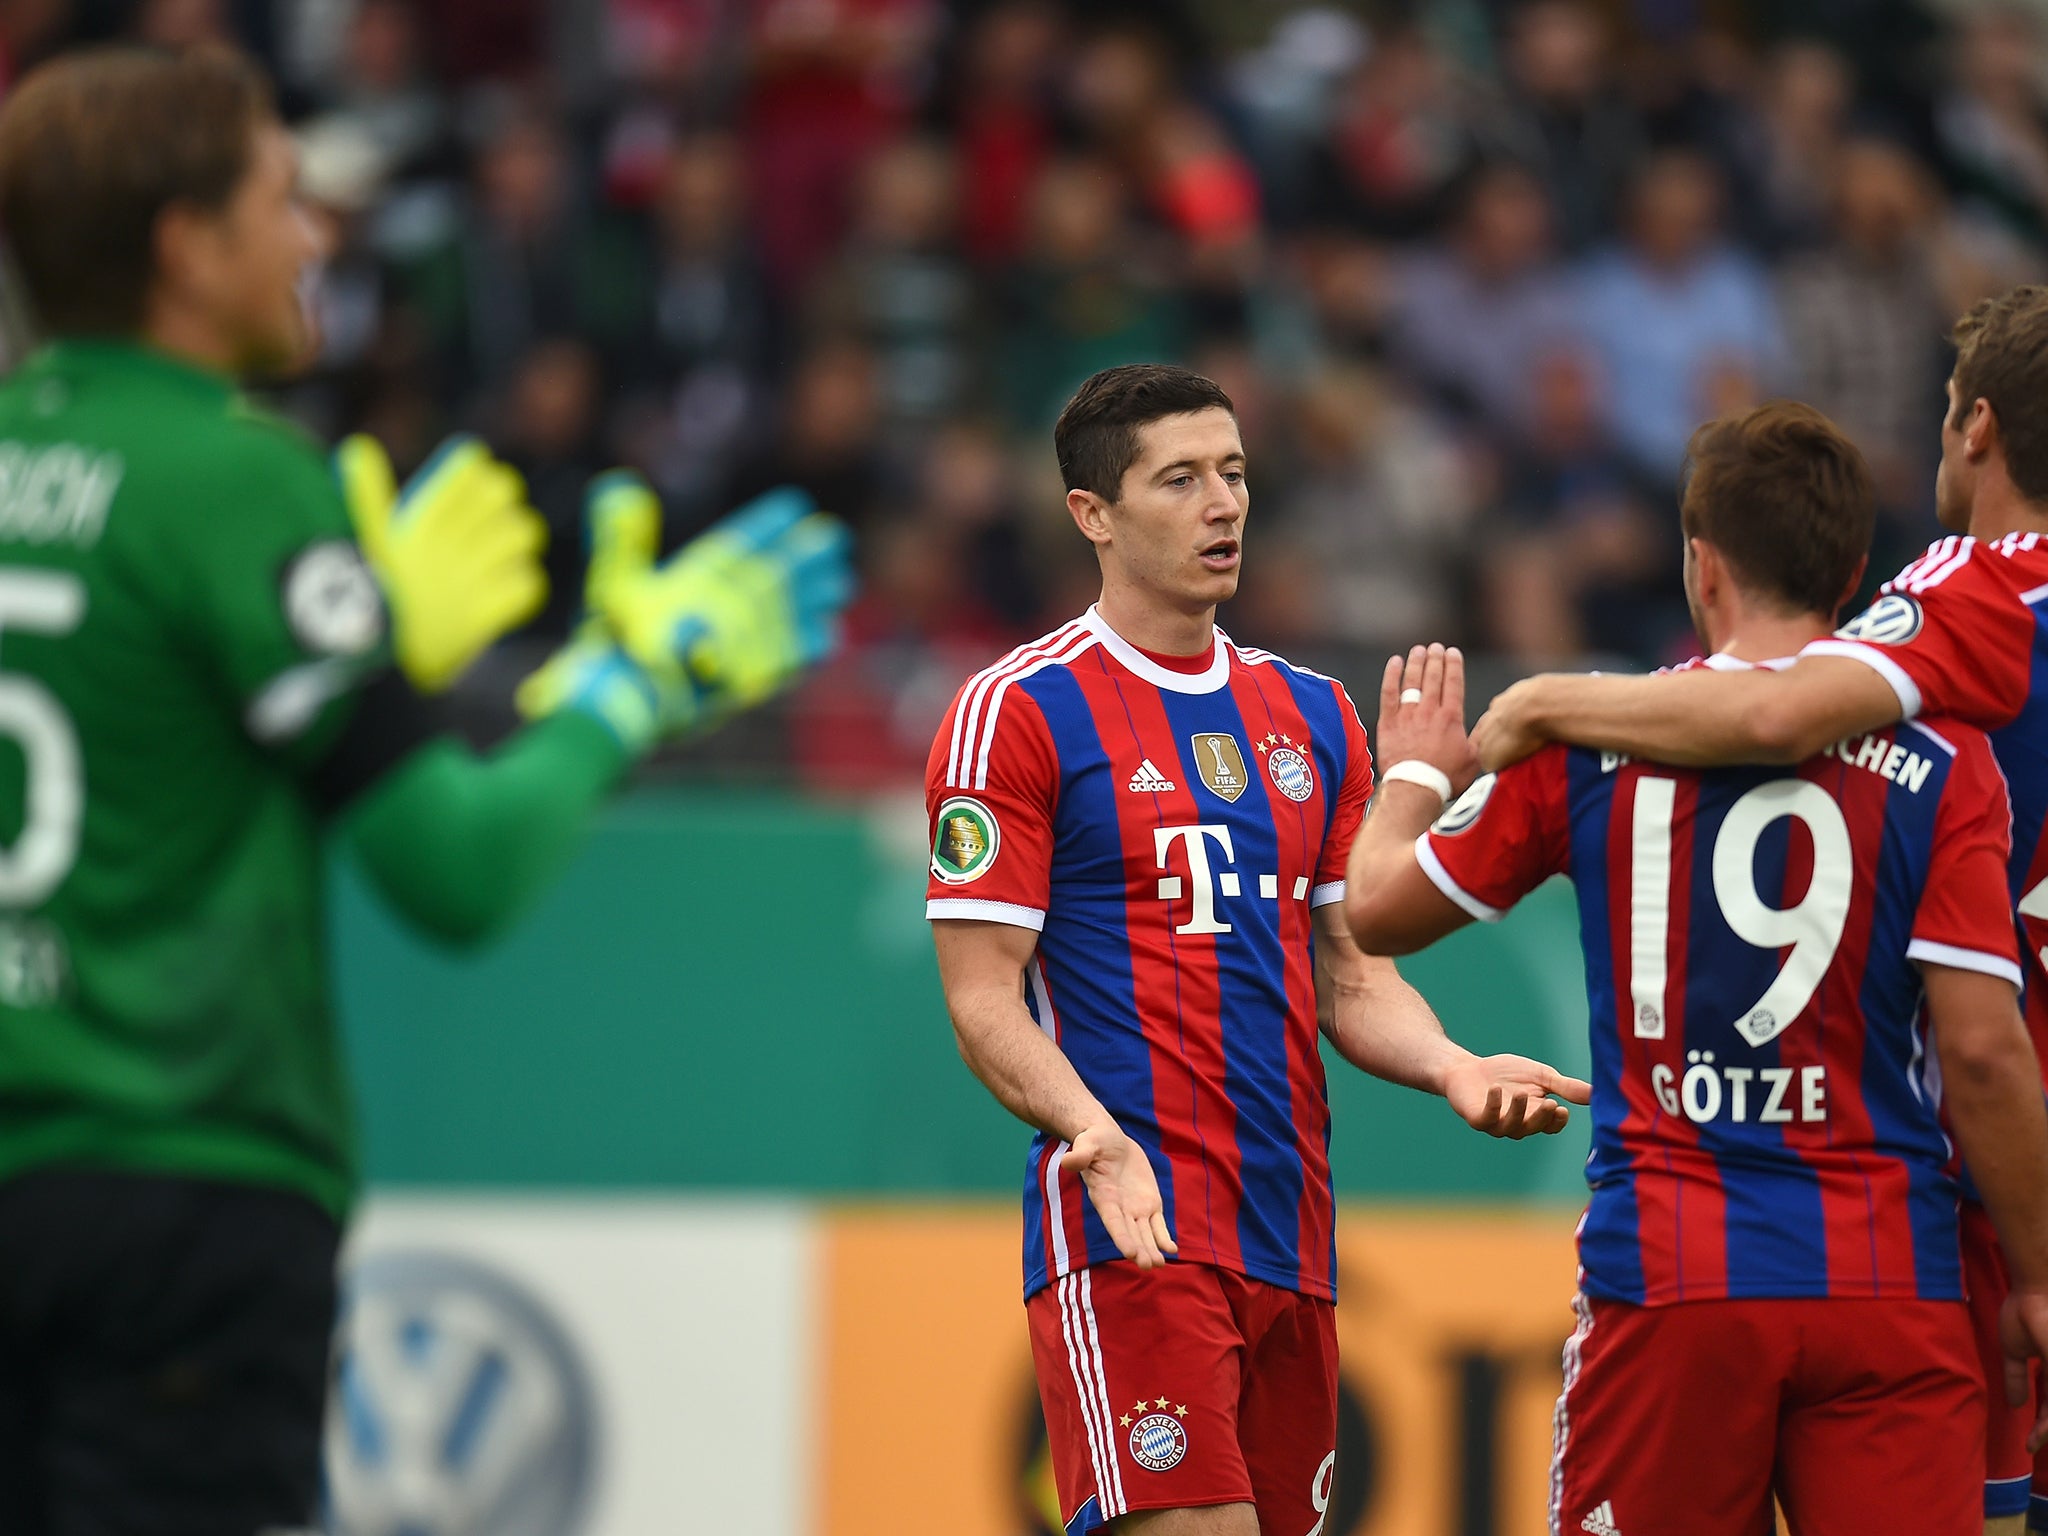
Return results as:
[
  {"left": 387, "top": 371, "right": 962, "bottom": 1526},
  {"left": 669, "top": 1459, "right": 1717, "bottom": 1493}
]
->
[{"left": 0, "top": 569, "right": 86, "bottom": 907}]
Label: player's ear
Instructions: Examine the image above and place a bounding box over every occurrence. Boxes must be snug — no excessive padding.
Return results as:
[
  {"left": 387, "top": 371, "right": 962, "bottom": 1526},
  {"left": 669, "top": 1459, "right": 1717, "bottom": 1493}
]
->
[
  {"left": 1966, "top": 395, "right": 2000, "bottom": 461},
  {"left": 1067, "top": 487, "right": 1114, "bottom": 549}
]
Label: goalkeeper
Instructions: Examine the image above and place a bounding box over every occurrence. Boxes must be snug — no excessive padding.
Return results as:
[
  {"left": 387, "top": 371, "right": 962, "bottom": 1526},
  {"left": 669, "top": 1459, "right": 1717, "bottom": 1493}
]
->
[{"left": 0, "top": 46, "right": 851, "bottom": 1536}]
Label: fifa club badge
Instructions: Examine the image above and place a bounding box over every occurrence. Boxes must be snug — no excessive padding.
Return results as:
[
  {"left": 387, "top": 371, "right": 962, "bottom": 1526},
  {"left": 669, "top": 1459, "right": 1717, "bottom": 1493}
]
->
[
  {"left": 1257, "top": 733, "right": 1315, "bottom": 802},
  {"left": 1124, "top": 1397, "right": 1190, "bottom": 1472},
  {"left": 1191, "top": 733, "right": 1249, "bottom": 803},
  {"left": 932, "top": 797, "right": 1000, "bottom": 884}
]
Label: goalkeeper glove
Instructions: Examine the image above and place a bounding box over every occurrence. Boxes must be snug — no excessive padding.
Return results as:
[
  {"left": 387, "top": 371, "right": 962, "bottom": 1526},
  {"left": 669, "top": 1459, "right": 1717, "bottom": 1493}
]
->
[
  {"left": 518, "top": 475, "right": 854, "bottom": 750},
  {"left": 337, "top": 434, "right": 549, "bottom": 692}
]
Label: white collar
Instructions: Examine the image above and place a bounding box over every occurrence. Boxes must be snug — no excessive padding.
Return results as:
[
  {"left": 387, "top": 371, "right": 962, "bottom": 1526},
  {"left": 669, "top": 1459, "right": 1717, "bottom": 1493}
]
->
[
  {"left": 1081, "top": 605, "right": 1233, "bottom": 694},
  {"left": 1702, "top": 651, "right": 1798, "bottom": 672}
]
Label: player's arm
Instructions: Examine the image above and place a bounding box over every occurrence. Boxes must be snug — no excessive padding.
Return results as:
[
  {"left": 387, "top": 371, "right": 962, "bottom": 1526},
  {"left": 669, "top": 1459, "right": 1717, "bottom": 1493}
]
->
[
  {"left": 1922, "top": 963, "right": 2048, "bottom": 1444},
  {"left": 1314, "top": 905, "right": 1587, "bottom": 1136},
  {"left": 1471, "top": 654, "right": 1900, "bottom": 773},
  {"left": 1327, "top": 645, "right": 1589, "bottom": 1135},
  {"left": 931, "top": 918, "right": 1176, "bottom": 1269}
]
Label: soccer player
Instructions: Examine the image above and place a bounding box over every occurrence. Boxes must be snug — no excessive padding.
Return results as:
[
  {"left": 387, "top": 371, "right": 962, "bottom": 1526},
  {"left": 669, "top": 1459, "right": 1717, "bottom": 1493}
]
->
[
  {"left": 926, "top": 363, "right": 1589, "bottom": 1536},
  {"left": 1474, "top": 289, "right": 2048, "bottom": 1533},
  {"left": 0, "top": 47, "right": 850, "bottom": 1536},
  {"left": 1346, "top": 401, "right": 2048, "bottom": 1536}
]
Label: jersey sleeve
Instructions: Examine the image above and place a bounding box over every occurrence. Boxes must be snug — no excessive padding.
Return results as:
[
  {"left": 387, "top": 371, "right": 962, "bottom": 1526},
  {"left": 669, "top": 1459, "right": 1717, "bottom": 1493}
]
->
[
  {"left": 1800, "top": 539, "right": 2034, "bottom": 730},
  {"left": 1416, "top": 745, "right": 1572, "bottom": 922},
  {"left": 924, "top": 677, "right": 1058, "bottom": 931},
  {"left": 146, "top": 412, "right": 392, "bottom": 770},
  {"left": 1908, "top": 726, "right": 2024, "bottom": 987},
  {"left": 1310, "top": 682, "right": 1374, "bottom": 908}
]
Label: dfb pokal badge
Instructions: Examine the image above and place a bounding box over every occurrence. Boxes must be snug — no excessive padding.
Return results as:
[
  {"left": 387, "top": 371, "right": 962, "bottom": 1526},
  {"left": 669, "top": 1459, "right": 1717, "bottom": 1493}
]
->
[
  {"left": 1257, "top": 733, "right": 1314, "bottom": 802},
  {"left": 1191, "top": 734, "right": 1249, "bottom": 803},
  {"left": 1126, "top": 1397, "right": 1190, "bottom": 1472}
]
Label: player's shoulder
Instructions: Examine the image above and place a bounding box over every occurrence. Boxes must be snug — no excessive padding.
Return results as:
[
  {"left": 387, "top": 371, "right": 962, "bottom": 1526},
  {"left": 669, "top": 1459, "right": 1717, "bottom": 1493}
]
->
[
  {"left": 1881, "top": 532, "right": 2048, "bottom": 606},
  {"left": 1225, "top": 636, "right": 1354, "bottom": 709},
  {"left": 945, "top": 615, "right": 1101, "bottom": 710}
]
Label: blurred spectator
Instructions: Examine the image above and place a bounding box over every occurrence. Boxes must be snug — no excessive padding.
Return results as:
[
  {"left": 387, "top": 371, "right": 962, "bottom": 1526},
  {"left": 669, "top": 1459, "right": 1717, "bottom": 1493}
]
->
[
  {"left": 998, "top": 156, "right": 1185, "bottom": 428},
  {"left": 1573, "top": 149, "right": 1786, "bottom": 479},
  {"left": 1779, "top": 138, "right": 1950, "bottom": 536},
  {"left": 1935, "top": 6, "right": 2048, "bottom": 248},
  {"left": 1280, "top": 366, "right": 1478, "bottom": 652},
  {"left": 947, "top": 1, "right": 1062, "bottom": 268},
  {"left": 494, "top": 338, "right": 606, "bottom": 637},
  {"left": 719, "top": 339, "right": 890, "bottom": 537},
  {"left": 1723, "top": 40, "right": 1855, "bottom": 255},
  {"left": 1388, "top": 161, "right": 1576, "bottom": 438},
  {"left": 1481, "top": 349, "right": 1679, "bottom": 664},
  {"left": 742, "top": 0, "right": 937, "bottom": 295},
  {"left": 301, "top": 0, "right": 447, "bottom": 181},
  {"left": 809, "top": 139, "right": 981, "bottom": 430},
  {"left": 1311, "top": 25, "right": 1477, "bottom": 240},
  {"left": 404, "top": 110, "right": 646, "bottom": 402},
  {"left": 632, "top": 132, "right": 776, "bottom": 510},
  {"left": 1477, "top": 0, "right": 1643, "bottom": 251}
]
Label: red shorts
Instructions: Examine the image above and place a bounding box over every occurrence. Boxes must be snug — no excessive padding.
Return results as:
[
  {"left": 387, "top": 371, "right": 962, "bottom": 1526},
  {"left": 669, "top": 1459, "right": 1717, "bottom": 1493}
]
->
[
  {"left": 1025, "top": 1261, "right": 1337, "bottom": 1534},
  {"left": 1962, "top": 1203, "right": 2048, "bottom": 1522},
  {"left": 1551, "top": 1293, "right": 1982, "bottom": 1536}
]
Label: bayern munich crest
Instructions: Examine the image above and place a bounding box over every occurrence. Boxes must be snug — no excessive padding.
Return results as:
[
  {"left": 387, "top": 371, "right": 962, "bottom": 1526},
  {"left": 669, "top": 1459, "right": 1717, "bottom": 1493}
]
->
[
  {"left": 1129, "top": 1409, "right": 1189, "bottom": 1472},
  {"left": 1257, "top": 733, "right": 1314, "bottom": 802}
]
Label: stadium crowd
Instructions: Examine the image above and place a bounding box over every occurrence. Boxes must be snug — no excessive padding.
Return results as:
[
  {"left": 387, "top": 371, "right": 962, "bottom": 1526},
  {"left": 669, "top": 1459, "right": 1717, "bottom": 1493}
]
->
[{"left": 0, "top": 0, "right": 2041, "bottom": 789}]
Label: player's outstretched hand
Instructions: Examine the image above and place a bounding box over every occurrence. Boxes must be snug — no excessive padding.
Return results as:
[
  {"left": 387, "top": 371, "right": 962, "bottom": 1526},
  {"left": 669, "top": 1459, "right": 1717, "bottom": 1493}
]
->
[
  {"left": 2002, "top": 1286, "right": 2048, "bottom": 1451},
  {"left": 338, "top": 433, "right": 548, "bottom": 693},
  {"left": 1062, "top": 1120, "right": 1178, "bottom": 1270},
  {"left": 1472, "top": 677, "right": 1557, "bottom": 774},
  {"left": 519, "top": 474, "right": 855, "bottom": 750},
  {"left": 1445, "top": 1053, "right": 1593, "bottom": 1139},
  {"left": 1377, "top": 643, "right": 1479, "bottom": 794}
]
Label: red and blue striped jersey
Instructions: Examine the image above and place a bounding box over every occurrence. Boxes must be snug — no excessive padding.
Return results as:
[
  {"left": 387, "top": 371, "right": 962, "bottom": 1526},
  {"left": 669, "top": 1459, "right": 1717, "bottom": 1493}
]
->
[
  {"left": 1813, "top": 534, "right": 2048, "bottom": 1059},
  {"left": 1420, "top": 656, "right": 2019, "bottom": 1306},
  {"left": 924, "top": 607, "right": 1373, "bottom": 1302}
]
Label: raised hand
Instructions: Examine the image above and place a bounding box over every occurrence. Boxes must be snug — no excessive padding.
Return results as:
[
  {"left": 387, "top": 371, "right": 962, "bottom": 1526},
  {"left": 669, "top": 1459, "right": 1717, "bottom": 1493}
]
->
[
  {"left": 337, "top": 433, "right": 547, "bottom": 692},
  {"left": 1062, "top": 1120, "right": 1178, "bottom": 1270},
  {"left": 1444, "top": 1053, "right": 1593, "bottom": 1139},
  {"left": 1378, "top": 642, "right": 1480, "bottom": 795}
]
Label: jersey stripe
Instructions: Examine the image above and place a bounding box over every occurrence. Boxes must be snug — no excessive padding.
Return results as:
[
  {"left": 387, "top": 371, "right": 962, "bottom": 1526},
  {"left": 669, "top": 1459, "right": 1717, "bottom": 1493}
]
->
[
  {"left": 971, "top": 630, "right": 1101, "bottom": 790},
  {"left": 946, "top": 620, "right": 1087, "bottom": 787},
  {"left": 1905, "top": 537, "right": 1975, "bottom": 592}
]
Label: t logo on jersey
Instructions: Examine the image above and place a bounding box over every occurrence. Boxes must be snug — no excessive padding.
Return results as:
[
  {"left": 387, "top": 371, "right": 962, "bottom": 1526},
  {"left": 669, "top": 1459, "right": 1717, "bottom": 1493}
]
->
[
  {"left": 1191, "top": 734, "right": 1248, "bottom": 802},
  {"left": 1155, "top": 824, "right": 1236, "bottom": 934}
]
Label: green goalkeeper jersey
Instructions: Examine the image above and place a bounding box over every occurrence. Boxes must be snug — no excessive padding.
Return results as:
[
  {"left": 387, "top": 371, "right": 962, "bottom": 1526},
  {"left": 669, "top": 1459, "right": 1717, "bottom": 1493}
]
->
[{"left": 0, "top": 340, "right": 394, "bottom": 1218}]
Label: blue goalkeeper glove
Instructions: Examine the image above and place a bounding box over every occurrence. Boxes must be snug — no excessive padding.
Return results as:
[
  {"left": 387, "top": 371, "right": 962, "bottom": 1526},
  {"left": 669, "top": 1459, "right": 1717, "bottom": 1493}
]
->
[{"left": 518, "top": 475, "right": 854, "bottom": 751}]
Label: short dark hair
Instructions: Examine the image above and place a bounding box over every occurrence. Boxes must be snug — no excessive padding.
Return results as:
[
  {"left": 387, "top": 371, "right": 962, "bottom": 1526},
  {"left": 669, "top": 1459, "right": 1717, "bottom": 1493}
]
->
[
  {"left": 1679, "top": 400, "right": 1874, "bottom": 620},
  {"left": 0, "top": 47, "right": 274, "bottom": 336},
  {"left": 1054, "top": 364, "right": 1235, "bottom": 500},
  {"left": 1952, "top": 285, "right": 2048, "bottom": 501}
]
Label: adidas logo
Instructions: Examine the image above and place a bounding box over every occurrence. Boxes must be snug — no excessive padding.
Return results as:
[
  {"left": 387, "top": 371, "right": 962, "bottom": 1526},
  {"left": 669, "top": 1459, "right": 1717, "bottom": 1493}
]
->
[
  {"left": 1128, "top": 759, "right": 1177, "bottom": 793},
  {"left": 1581, "top": 1501, "right": 1622, "bottom": 1536}
]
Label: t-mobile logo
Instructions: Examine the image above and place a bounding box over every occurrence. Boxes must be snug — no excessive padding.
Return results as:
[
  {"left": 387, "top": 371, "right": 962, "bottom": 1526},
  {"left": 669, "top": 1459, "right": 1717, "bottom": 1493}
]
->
[{"left": 1154, "top": 823, "right": 1237, "bottom": 935}]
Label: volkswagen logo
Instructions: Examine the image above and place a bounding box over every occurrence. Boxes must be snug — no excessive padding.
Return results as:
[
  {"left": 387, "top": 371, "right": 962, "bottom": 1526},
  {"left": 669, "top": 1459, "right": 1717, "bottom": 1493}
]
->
[{"left": 326, "top": 1251, "right": 597, "bottom": 1536}]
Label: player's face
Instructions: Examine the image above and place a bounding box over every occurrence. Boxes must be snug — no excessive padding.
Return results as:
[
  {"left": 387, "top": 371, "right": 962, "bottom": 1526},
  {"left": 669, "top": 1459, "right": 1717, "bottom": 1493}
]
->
[
  {"left": 1934, "top": 375, "right": 1975, "bottom": 533},
  {"left": 1103, "top": 408, "right": 1248, "bottom": 612},
  {"left": 202, "top": 123, "right": 326, "bottom": 376}
]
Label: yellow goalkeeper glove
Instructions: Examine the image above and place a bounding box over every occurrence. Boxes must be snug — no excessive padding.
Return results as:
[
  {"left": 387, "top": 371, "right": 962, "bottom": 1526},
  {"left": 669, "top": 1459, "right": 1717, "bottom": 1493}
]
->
[
  {"left": 337, "top": 434, "right": 549, "bottom": 692},
  {"left": 517, "top": 475, "right": 854, "bottom": 749}
]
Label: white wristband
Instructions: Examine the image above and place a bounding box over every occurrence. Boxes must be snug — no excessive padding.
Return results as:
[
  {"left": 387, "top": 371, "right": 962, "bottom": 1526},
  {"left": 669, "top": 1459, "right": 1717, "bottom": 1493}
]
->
[{"left": 1381, "top": 760, "right": 1453, "bottom": 805}]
